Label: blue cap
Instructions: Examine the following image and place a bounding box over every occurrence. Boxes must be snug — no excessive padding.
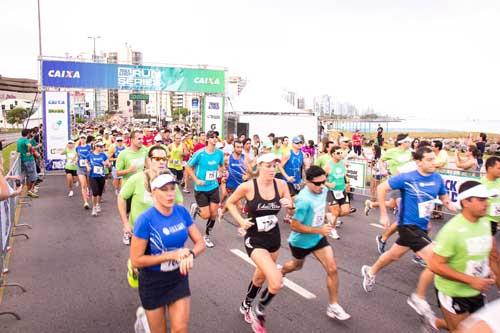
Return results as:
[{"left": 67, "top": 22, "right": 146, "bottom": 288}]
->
[{"left": 292, "top": 137, "right": 303, "bottom": 144}]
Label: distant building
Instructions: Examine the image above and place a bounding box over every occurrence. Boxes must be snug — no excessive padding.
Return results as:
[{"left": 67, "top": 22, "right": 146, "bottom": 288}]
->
[{"left": 313, "top": 95, "right": 333, "bottom": 116}]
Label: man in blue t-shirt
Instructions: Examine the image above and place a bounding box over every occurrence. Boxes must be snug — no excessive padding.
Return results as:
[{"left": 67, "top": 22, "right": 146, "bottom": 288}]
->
[
  {"left": 185, "top": 130, "right": 224, "bottom": 248},
  {"left": 361, "top": 146, "right": 456, "bottom": 329},
  {"left": 281, "top": 166, "right": 351, "bottom": 321}
]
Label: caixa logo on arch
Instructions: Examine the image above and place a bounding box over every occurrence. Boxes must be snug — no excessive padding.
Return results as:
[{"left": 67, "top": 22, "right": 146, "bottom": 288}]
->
[{"left": 47, "top": 70, "right": 81, "bottom": 79}]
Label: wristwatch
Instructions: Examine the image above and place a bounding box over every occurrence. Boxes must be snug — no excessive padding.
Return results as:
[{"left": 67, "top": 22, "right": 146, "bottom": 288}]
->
[{"left": 189, "top": 249, "right": 196, "bottom": 259}]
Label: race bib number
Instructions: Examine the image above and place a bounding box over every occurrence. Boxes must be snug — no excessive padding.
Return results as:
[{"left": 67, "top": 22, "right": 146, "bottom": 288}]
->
[
  {"left": 333, "top": 190, "right": 344, "bottom": 200},
  {"left": 93, "top": 166, "right": 104, "bottom": 175},
  {"left": 490, "top": 202, "right": 500, "bottom": 217},
  {"left": 312, "top": 213, "right": 325, "bottom": 227},
  {"left": 160, "top": 260, "right": 179, "bottom": 272},
  {"left": 173, "top": 159, "right": 181, "bottom": 166},
  {"left": 67, "top": 159, "right": 75, "bottom": 166},
  {"left": 205, "top": 170, "right": 217, "bottom": 181},
  {"left": 131, "top": 158, "right": 144, "bottom": 169},
  {"left": 256, "top": 215, "right": 278, "bottom": 232},
  {"left": 418, "top": 199, "right": 435, "bottom": 218},
  {"left": 465, "top": 259, "right": 489, "bottom": 278},
  {"left": 79, "top": 160, "right": 86, "bottom": 168},
  {"left": 293, "top": 183, "right": 301, "bottom": 191}
]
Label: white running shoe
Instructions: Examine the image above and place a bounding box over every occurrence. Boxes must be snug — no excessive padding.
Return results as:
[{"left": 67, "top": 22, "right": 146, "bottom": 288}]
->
[
  {"left": 364, "top": 200, "right": 372, "bottom": 216},
  {"left": 68, "top": 190, "right": 74, "bottom": 197},
  {"left": 74, "top": 181, "right": 79, "bottom": 188},
  {"left": 407, "top": 293, "right": 433, "bottom": 317},
  {"left": 361, "top": 265, "right": 375, "bottom": 292},
  {"left": 122, "top": 232, "right": 131, "bottom": 246},
  {"left": 335, "top": 219, "right": 343, "bottom": 228},
  {"left": 326, "top": 303, "right": 351, "bottom": 321},
  {"left": 190, "top": 203, "right": 199, "bottom": 219},
  {"left": 91, "top": 207, "right": 98, "bottom": 217},
  {"left": 329, "top": 229, "right": 340, "bottom": 240},
  {"left": 96, "top": 204, "right": 102, "bottom": 213},
  {"left": 204, "top": 235, "right": 215, "bottom": 248}
]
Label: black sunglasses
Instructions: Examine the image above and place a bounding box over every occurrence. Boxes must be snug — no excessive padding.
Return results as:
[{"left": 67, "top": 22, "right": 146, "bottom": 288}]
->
[{"left": 310, "top": 180, "right": 326, "bottom": 186}]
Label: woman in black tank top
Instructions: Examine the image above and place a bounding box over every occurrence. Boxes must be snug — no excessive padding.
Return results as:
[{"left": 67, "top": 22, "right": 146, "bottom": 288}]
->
[{"left": 225, "top": 153, "right": 293, "bottom": 332}]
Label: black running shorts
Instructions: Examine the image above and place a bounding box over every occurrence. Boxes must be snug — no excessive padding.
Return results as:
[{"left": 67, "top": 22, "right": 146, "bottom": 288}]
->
[
  {"left": 327, "top": 190, "right": 350, "bottom": 206},
  {"left": 289, "top": 237, "right": 329, "bottom": 260},
  {"left": 244, "top": 230, "right": 281, "bottom": 257},
  {"left": 194, "top": 187, "right": 220, "bottom": 207},
  {"left": 435, "top": 289, "right": 484, "bottom": 315},
  {"left": 395, "top": 225, "right": 431, "bottom": 252}
]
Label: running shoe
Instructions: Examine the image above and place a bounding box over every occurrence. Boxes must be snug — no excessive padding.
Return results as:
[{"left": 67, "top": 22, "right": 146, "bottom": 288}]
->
[
  {"left": 249, "top": 304, "right": 266, "bottom": 333},
  {"left": 91, "top": 207, "right": 98, "bottom": 217},
  {"left": 74, "top": 181, "right": 79, "bottom": 188},
  {"left": 84, "top": 202, "right": 90, "bottom": 210},
  {"left": 122, "top": 232, "right": 131, "bottom": 246},
  {"left": 68, "top": 190, "right": 74, "bottom": 197},
  {"left": 239, "top": 301, "right": 252, "bottom": 324},
  {"left": 412, "top": 255, "right": 427, "bottom": 268},
  {"left": 182, "top": 188, "right": 190, "bottom": 193},
  {"left": 335, "top": 219, "right": 343, "bottom": 228},
  {"left": 190, "top": 203, "right": 199, "bottom": 219},
  {"left": 127, "top": 259, "right": 139, "bottom": 289},
  {"left": 364, "top": 200, "right": 372, "bottom": 216},
  {"left": 96, "top": 204, "right": 102, "bottom": 213},
  {"left": 361, "top": 265, "right": 375, "bottom": 292},
  {"left": 407, "top": 293, "right": 434, "bottom": 318},
  {"left": 204, "top": 235, "right": 215, "bottom": 248},
  {"left": 376, "top": 235, "right": 386, "bottom": 254},
  {"left": 216, "top": 207, "right": 223, "bottom": 224},
  {"left": 329, "top": 229, "right": 340, "bottom": 240},
  {"left": 326, "top": 303, "right": 351, "bottom": 321},
  {"left": 349, "top": 207, "right": 357, "bottom": 214}
]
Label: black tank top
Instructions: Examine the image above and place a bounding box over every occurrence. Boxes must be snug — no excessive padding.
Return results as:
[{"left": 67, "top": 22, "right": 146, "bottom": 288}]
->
[{"left": 246, "top": 179, "right": 282, "bottom": 235}]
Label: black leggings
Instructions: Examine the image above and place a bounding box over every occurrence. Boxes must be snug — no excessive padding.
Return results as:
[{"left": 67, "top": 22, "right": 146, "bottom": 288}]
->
[{"left": 89, "top": 177, "right": 106, "bottom": 197}]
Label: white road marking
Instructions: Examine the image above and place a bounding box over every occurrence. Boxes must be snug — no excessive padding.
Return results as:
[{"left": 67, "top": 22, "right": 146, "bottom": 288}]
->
[
  {"left": 230, "top": 248, "right": 317, "bottom": 300},
  {"left": 369, "top": 223, "right": 385, "bottom": 229}
]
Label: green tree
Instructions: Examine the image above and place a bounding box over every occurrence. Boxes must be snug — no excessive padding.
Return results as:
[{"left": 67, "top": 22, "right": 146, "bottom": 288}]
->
[
  {"left": 6, "top": 107, "right": 34, "bottom": 126},
  {"left": 172, "top": 107, "right": 188, "bottom": 121}
]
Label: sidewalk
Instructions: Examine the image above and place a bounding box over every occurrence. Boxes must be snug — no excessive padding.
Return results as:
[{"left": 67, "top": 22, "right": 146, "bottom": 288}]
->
[{"left": 0, "top": 175, "right": 137, "bottom": 332}]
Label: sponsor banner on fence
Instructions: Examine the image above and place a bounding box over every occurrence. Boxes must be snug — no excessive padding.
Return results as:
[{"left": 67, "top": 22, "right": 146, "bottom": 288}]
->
[
  {"left": 43, "top": 91, "right": 71, "bottom": 170},
  {"left": 203, "top": 96, "right": 224, "bottom": 135},
  {"left": 346, "top": 161, "right": 366, "bottom": 188},
  {"left": 440, "top": 172, "right": 480, "bottom": 203},
  {"left": 42, "top": 60, "right": 225, "bottom": 93},
  {"left": 0, "top": 199, "right": 10, "bottom": 251}
]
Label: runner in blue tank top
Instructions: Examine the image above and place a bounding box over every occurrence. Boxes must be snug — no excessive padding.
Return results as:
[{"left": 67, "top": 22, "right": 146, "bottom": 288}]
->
[{"left": 279, "top": 136, "right": 305, "bottom": 223}]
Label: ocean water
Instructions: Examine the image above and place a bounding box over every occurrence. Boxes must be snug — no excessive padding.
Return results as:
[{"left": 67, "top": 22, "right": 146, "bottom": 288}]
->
[{"left": 387, "top": 118, "right": 500, "bottom": 134}]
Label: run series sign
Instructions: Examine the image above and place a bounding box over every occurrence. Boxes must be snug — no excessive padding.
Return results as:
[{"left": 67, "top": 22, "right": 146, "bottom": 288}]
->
[
  {"left": 42, "top": 60, "right": 225, "bottom": 93},
  {"left": 43, "top": 91, "right": 71, "bottom": 170}
]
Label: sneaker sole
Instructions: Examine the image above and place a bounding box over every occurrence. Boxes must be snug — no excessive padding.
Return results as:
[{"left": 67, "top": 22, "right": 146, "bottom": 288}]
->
[
  {"left": 407, "top": 298, "right": 424, "bottom": 316},
  {"left": 375, "top": 236, "right": 385, "bottom": 254},
  {"left": 239, "top": 307, "right": 252, "bottom": 324},
  {"left": 327, "top": 310, "right": 351, "bottom": 321}
]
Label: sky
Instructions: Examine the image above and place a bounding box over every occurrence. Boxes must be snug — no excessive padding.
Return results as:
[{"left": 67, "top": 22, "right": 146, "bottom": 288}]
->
[{"left": 1, "top": 0, "right": 499, "bottom": 121}]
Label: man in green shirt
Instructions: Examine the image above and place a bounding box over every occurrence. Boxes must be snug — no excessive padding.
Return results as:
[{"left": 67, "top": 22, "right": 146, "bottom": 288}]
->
[
  {"left": 429, "top": 180, "right": 498, "bottom": 332},
  {"left": 115, "top": 130, "right": 147, "bottom": 184},
  {"left": 16, "top": 129, "right": 38, "bottom": 198}
]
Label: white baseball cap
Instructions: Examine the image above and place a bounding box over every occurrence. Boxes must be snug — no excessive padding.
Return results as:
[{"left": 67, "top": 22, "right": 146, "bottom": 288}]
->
[
  {"left": 257, "top": 153, "right": 281, "bottom": 164},
  {"left": 154, "top": 134, "right": 162, "bottom": 142},
  {"left": 150, "top": 174, "right": 178, "bottom": 190},
  {"left": 457, "top": 184, "right": 497, "bottom": 201}
]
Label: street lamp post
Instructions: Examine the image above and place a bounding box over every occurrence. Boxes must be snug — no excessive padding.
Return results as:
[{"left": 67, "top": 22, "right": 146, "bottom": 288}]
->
[{"left": 88, "top": 36, "right": 101, "bottom": 119}]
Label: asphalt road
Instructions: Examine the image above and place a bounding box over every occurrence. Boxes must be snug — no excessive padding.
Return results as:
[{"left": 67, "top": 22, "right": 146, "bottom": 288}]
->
[
  {"left": 0, "top": 175, "right": 498, "bottom": 333},
  {"left": 0, "top": 132, "right": 21, "bottom": 147}
]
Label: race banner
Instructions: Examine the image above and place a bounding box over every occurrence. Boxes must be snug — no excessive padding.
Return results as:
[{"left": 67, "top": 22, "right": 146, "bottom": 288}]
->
[
  {"left": 345, "top": 161, "right": 367, "bottom": 189},
  {"left": 43, "top": 91, "right": 71, "bottom": 170},
  {"left": 202, "top": 96, "right": 224, "bottom": 136},
  {"left": 42, "top": 60, "right": 225, "bottom": 94},
  {"left": 440, "top": 172, "right": 480, "bottom": 203}
]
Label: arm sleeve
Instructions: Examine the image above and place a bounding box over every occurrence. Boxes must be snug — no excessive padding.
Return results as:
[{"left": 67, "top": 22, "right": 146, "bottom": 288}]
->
[
  {"left": 133, "top": 213, "right": 150, "bottom": 240},
  {"left": 119, "top": 174, "right": 136, "bottom": 200},
  {"left": 292, "top": 200, "right": 309, "bottom": 223},
  {"left": 388, "top": 173, "right": 406, "bottom": 190},
  {"left": 433, "top": 226, "right": 455, "bottom": 258}
]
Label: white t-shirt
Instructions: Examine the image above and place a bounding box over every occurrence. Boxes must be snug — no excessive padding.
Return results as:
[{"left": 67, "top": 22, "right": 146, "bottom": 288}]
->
[{"left": 223, "top": 142, "right": 234, "bottom": 155}]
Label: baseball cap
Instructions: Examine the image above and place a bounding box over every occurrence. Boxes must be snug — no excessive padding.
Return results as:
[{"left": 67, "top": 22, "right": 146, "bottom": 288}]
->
[
  {"left": 154, "top": 134, "right": 162, "bottom": 142},
  {"left": 257, "top": 153, "right": 281, "bottom": 164},
  {"left": 68, "top": 140, "right": 75, "bottom": 144},
  {"left": 339, "top": 137, "right": 350, "bottom": 142},
  {"left": 457, "top": 183, "right": 496, "bottom": 201},
  {"left": 206, "top": 130, "right": 217, "bottom": 138},
  {"left": 95, "top": 141, "right": 105, "bottom": 147},
  {"left": 79, "top": 134, "right": 86, "bottom": 138},
  {"left": 116, "top": 136, "right": 123, "bottom": 141},
  {"left": 261, "top": 139, "right": 273, "bottom": 149},
  {"left": 150, "top": 173, "right": 178, "bottom": 190},
  {"left": 292, "top": 136, "right": 304, "bottom": 144}
]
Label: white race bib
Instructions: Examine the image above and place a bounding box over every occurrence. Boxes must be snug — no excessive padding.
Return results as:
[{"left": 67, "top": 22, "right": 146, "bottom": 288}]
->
[
  {"left": 312, "top": 213, "right": 325, "bottom": 227},
  {"left": 465, "top": 259, "right": 489, "bottom": 278},
  {"left": 131, "top": 158, "right": 144, "bottom": 169},
  {"left": 418, "top": 199, "right": 435, "bottom": 218},
  {"left": 255, "top": 215, "right": 278, "bottom": 232},
  {"left": 93, "top": 166, "right": 104, "bottom": 175},
  {"left": 333, "top": 190, "right": 344, "bottom": 200},
  {"left": 144, "top": 191, "right": 153, "bottom": 204},
  {"left": 79, "top": 160, "right": 86, "bottom": 168},
  {"left": 205, "top": 170, "right": 217, "bottom": 181},
  {"left": 490, "top": 202, "right": 500, "bottom": 217},
  {"left": 160, "top": 260, "right": 179, "bottom": 272}
]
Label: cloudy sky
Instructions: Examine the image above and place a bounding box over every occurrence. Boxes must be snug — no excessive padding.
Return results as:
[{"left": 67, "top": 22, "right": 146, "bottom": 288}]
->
[{"left": 1, "top": 0, "right": 499, "bottom": 120}]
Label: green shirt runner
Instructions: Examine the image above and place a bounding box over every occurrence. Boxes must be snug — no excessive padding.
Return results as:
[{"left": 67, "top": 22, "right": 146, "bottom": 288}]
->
[
  {"left": 16, "top": 137, "right": 34, "bottom": 162},
  {"left": 433, "top": 214, "right": 492, "bottom": 298},
  {"left": 115, "top": 147, "right": 148, "bottom": 184},
  {"left": 480, "top": 176, "right": 500, "bottom": 223},
  {"left": 381, "top": 147, "right": 412, "bottom": 175},
  {"left": 62, "top": 149, "right": 78, "bottom": 171}
]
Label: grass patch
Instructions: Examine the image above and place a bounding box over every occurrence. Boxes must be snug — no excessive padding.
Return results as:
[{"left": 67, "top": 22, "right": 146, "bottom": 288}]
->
[{"left": 2, "top": 143, "right": 17, "bottom": 171}]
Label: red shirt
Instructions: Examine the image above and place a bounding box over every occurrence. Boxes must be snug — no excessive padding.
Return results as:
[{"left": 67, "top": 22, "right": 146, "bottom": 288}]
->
[
  {"left": 352, "top": 133, "right": 362, "bottom": 146},
  {"left": 143, "top": 135, "right": 154, "bottom": 147},
  {"left": 193, "top": 143, "right": 206, "bottom": 153}
]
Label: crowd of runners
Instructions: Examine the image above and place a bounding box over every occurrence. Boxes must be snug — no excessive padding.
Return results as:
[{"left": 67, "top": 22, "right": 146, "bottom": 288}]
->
[{"left": 54, "top": 122, "right": 500, "bottom": 333}]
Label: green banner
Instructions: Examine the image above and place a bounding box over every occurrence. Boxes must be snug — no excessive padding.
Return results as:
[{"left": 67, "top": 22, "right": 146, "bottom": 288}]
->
[{"left": 129, "top": 93, "right": 149, "bottom": 101}]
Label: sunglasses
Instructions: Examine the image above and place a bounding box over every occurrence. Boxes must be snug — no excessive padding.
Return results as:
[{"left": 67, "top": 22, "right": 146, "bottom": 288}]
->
[
  {"left": 310, "top": 180, "right": 326, "bottom": 186},
  {"left": 151, "top": 156, "right": 167, "bottom": 162},
  {"left": 334, "top": 152, "right": 343, "bottom": 155}
]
